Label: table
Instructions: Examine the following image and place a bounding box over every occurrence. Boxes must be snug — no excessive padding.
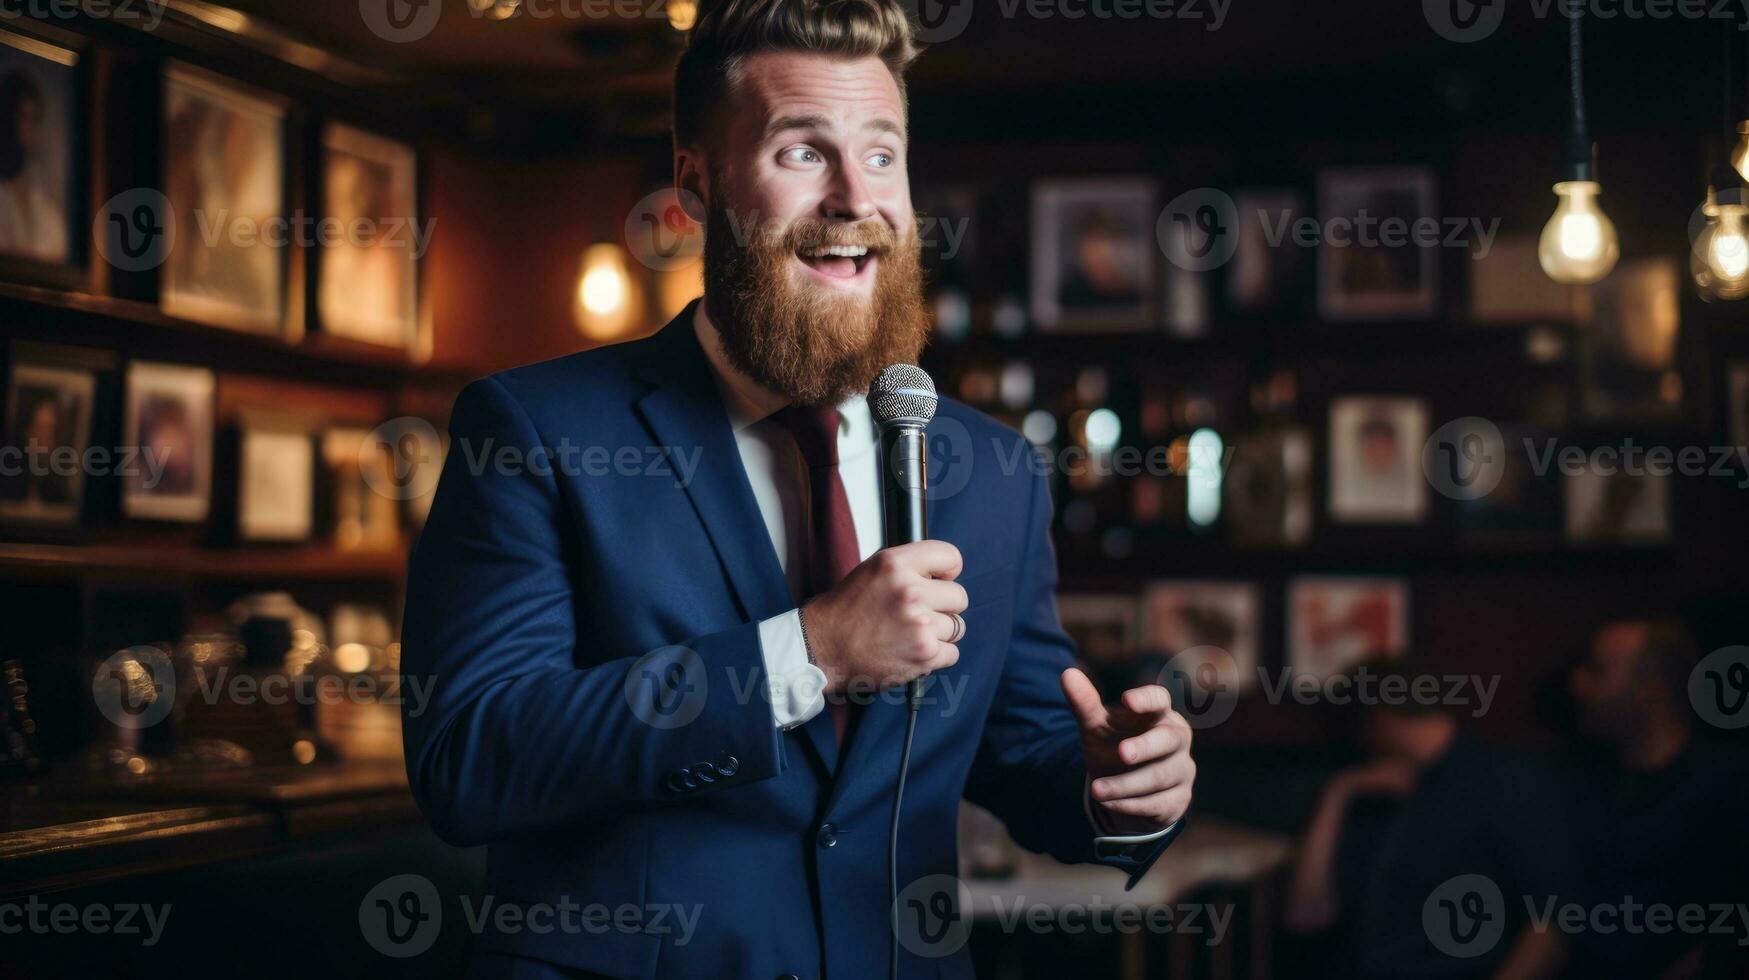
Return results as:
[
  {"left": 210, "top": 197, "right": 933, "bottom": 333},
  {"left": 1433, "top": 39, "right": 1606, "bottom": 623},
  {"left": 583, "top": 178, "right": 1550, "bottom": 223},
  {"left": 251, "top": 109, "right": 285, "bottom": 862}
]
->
[{"left": 962, "top": 816, "right": 1292, "bottom": 980}]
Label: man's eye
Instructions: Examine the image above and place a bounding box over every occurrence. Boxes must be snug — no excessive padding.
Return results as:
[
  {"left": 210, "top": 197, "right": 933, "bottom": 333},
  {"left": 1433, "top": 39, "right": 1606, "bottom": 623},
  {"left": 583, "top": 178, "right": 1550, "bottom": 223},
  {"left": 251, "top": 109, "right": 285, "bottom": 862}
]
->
[
  {"left": 868, "top": 152, "right": 894, "bottom": 169},
  {"left": 782, "top": 147, "right": 821, "bottom": 165}
]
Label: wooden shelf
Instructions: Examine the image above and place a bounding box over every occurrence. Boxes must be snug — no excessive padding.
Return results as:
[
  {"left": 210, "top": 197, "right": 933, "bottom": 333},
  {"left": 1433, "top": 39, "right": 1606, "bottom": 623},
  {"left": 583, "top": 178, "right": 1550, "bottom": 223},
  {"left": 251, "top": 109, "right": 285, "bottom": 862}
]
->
[
  {"left": 0, "top": 540, "right": 408, "bottom": 581},
  {"left": 928, "top": 318, "right": 1572, "bottom": 361},
  {"left": 0, "top": 283, "right": 471, "bottom": 389},
  {"left": 0, "top": 763, "right": 419, "bottom": 898}
]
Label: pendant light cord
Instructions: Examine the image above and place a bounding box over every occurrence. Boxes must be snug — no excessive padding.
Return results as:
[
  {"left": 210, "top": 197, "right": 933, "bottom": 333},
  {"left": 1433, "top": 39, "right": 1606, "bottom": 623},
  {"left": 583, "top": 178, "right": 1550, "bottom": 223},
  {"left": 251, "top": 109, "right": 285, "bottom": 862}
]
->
[
  {"left": 1569, "top": 6, "right": 1586, "bottom": 134},
  {"left": 1725, "top": 14, "right": 1737, "bottom": 150},
  {"left": 1564, "top": 2, "right": 1593, "bottom": 180}
]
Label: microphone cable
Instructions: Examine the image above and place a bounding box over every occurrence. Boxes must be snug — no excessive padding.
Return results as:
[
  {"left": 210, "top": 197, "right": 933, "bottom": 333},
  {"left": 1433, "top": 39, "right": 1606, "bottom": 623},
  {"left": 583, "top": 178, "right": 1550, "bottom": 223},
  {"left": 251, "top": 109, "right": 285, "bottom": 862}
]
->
[{"left": 888, "top": 680, "right": 923, "bottom": 980}]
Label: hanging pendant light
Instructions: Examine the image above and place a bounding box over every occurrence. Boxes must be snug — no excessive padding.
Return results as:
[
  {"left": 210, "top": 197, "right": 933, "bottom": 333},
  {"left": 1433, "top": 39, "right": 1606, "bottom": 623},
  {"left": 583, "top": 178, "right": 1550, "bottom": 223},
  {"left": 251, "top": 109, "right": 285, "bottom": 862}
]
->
[
  {"left": 1693, "top": 20, "right": 1749, "bottom": 300},
  {"left": 1539, "top": 6, "right": 1620, "bottom": 285},
  {"left": 1692, "top": 185, "right": 1749, "bottom": 300},
  {"left": 1731, "top": 122, "right": 1749, "bottom": 183}
]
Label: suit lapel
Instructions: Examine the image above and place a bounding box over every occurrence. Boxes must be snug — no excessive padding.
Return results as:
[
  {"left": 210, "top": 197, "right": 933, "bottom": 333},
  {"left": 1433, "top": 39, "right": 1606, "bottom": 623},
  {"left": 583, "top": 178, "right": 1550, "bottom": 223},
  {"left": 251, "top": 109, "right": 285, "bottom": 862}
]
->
[{"left": 628, "top": 307, "right": 839, "bottom": 777}]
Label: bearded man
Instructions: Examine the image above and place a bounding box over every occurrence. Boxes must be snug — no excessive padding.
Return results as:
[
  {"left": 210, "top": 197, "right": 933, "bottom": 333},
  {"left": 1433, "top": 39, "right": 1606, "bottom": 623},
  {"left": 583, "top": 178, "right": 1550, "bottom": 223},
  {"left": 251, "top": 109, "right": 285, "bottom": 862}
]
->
[{"left": 402, "top": 1, "right": 1194, "bottom": 976}]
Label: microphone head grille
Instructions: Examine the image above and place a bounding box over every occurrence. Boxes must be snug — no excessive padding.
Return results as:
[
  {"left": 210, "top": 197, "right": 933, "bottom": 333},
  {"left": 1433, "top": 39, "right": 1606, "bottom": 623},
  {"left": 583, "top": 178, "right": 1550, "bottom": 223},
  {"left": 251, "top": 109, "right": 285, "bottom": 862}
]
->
[{"left": 868, "top": 363, "right": 938, "bottom": 426}]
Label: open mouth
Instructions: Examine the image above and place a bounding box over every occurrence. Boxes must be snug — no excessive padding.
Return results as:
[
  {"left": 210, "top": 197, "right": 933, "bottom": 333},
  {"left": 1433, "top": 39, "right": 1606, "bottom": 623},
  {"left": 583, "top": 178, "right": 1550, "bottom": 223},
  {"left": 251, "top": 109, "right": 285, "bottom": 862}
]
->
[{"left": 796, "top": 244, "right": 877, "bottom": 284}]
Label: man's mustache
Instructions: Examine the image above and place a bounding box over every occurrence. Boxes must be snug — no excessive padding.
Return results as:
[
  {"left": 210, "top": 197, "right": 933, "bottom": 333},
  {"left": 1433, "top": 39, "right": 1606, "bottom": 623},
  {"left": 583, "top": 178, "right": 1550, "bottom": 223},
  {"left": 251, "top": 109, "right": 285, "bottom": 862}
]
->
[{"left": 781, "top": 217, "right": 904, "bottom": 254}]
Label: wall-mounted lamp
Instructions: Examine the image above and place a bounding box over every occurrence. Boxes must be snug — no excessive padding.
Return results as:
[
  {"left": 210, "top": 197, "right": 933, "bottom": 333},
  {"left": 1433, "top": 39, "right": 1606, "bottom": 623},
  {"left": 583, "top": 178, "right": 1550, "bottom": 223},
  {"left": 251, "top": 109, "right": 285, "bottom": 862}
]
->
[
  {"left": 667, "top": 0, "right": 698, "bottom": 31},
  {"left": 574, "top": 243, "right": 643, "bottom": 342}
]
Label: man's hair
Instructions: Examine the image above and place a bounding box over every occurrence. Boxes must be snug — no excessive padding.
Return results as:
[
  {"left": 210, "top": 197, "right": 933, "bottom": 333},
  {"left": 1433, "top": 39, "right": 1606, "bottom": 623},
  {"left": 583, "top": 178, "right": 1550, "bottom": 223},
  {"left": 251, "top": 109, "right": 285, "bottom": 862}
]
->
[
  {"left": 1350, "top": 659, "right": 1457, "bottom": 721},
  {"left": 672, "top": 0, "right": 920, "bottom": 153}
]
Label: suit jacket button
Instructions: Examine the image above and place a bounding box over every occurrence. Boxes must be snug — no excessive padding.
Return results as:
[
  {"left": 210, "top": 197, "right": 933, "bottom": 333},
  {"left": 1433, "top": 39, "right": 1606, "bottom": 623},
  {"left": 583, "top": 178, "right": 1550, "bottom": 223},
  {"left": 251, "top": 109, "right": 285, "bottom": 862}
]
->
[
  {"left": 694, "top": 763, "right": 717, "bottom": 783},
  {"left": 666, "top": 770, "right": 688, "bottom": 793},
  {"left": 816, "top": 823, "right": 837, "bottom": 848},
  {"left": 717, "top": 754, "right": 739, "bottom": 776}
]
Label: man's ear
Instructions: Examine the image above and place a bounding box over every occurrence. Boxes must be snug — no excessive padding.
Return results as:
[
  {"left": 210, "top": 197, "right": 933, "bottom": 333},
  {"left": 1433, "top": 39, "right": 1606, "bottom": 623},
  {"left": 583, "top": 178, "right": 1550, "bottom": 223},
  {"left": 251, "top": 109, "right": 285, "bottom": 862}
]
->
[{"left": 674, "top": 146, "right": 710, "bottom": 223}]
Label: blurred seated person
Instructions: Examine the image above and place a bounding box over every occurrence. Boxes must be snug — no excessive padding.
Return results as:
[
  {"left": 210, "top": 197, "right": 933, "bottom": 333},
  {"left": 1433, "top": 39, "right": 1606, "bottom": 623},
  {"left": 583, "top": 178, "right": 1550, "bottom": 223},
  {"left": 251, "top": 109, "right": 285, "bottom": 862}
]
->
[
  {"left": 1285, "top": 662, "right": 1574, "bottom": 979},
  {"left": 1561, "top": 620, "right": 1749, "bottom": 979}
]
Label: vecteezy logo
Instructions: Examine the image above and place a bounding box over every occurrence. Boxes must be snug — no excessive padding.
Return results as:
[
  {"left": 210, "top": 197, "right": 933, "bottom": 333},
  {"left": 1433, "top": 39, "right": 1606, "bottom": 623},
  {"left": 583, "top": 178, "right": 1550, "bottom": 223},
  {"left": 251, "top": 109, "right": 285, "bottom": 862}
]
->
[
  {"left": 1158, "top": 646, "right": 1239, "bottom": 729},
  {"left": 1691, "top": 646, "right": 1749, "bottom": 730},
  {"left": 624, "top": 188, "right": 704, "bottom": 272},
  {"left": 92, "top": 646, "right": 175, "bottom": 730},
  {"left": 93, "top": 189, "right": 174, "bottom": 273},
  {"left": 894, "top": 874, "right": 973, "bottom": 958},
  {"left": 1424, "top": 0, "right": 1504, "bottom": 42},
  {"left": 1423, "top": 873, "right": 1505, "bottom": 958},
  {"left": 360, "top": 0, "right": 444, "bottom": 43},
  {"left": 625, "top": 646, "right": 708, "bottom": 729},
  {"left": 362, "top": 417, "right": 443, "bottom": 502},
  {"left": 904, "top": 0, "right": 974, "bottom": 44},
  {"left": 1422, "top": 417, "right": 1506, "bottom": 501},
  {"left": 1157, "top": 188, "right": 1238, "bottom": 273},
  {"left": 359, "top": 874, "right": 442, "bottom": 957},
  {"left": 922, "top": 415, "right": 975, "bottom": 503}
]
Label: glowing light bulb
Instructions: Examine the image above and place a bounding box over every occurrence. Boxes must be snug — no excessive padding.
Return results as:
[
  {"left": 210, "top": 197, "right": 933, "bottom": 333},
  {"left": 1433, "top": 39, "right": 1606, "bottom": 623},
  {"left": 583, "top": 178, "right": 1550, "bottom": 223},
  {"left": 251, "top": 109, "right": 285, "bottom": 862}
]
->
[
  {"left": 1538, "top": 180, "right": 1620, "bottom": 285},
  {"left": 667, "top": 0, "right": 697, "bottom": 30},
  {"left": 1083, "top": 408, "right": 1121, "bottom": 453},
  {"left": 1692, "top": 192, "right": 1749, "bottom": 301},
  {"left": 574, "top": 244, "right": 642, "bottom": 340},
  {"left": 1186, "top": 428, "right": 1223, "bottom": 528},
  {"left": 582, "top": 262, "right": 624, "bottom": 315},
  {"left": 1734, "top": 123, "right": 1749, "bottom": 184}
]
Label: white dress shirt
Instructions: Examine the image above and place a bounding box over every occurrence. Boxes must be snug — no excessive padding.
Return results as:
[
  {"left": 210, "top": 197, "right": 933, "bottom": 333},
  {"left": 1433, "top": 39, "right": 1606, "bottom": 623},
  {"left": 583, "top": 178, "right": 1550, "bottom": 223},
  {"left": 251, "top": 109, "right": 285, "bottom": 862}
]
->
[
  {"left": 694, "top": 306, "right": 1173, "bottom": 845},
  {"left": 728, "top": 386, "right": 877, "bottom": 731}
]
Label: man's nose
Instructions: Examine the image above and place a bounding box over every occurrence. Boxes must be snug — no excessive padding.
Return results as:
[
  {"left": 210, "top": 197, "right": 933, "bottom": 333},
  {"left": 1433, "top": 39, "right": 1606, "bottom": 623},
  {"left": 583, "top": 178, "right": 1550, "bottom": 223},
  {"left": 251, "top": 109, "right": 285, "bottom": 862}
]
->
[{"left": 820, "top": 163, "right": 876, "bottom": 223}]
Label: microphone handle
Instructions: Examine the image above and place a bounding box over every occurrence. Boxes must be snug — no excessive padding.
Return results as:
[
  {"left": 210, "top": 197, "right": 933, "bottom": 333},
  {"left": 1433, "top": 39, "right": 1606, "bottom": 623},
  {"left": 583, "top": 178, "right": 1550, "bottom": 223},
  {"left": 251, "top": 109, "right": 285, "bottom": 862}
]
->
[
  {"left": 878, "top": 422, "right": 929, "bottom": 710},
  {"left": 879, "top": 422, "right": 928, "bottom": 547}
]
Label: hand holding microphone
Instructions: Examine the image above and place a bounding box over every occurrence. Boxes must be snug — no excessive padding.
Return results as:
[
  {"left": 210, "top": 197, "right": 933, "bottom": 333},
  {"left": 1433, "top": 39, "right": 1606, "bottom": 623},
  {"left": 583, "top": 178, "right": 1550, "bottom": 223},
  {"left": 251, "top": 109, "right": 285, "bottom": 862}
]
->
[
  {"left": 798, "top": 363, "right": 962, "bottom": 700},
  {"left": 800, "top": 540, "right": 966, "bottom": 696}
]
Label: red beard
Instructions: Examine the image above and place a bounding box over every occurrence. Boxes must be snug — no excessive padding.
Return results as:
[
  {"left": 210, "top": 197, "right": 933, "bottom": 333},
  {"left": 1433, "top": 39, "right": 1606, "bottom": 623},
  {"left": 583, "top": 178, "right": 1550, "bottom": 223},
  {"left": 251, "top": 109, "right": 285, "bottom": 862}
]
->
[{"left": 702, "top": 195, "right": 930, "bottom": 407}]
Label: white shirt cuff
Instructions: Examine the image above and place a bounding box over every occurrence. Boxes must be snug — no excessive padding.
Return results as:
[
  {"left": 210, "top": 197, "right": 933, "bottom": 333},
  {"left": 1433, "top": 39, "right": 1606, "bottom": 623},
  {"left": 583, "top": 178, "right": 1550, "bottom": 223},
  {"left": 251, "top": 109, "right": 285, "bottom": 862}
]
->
[
  {"left": 758, "top": 609, "right": 828, "bottom": 730},
  {"left": 1084, "top": 774, "right": 1181, "bottom": 845}
]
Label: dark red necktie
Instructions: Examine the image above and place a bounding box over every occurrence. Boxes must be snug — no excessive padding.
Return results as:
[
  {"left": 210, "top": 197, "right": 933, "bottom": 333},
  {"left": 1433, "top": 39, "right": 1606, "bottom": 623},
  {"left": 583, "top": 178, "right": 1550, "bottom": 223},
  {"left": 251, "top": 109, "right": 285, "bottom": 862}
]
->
[{"left": 781, "top": 404, "right": 859, "bottom": 745}]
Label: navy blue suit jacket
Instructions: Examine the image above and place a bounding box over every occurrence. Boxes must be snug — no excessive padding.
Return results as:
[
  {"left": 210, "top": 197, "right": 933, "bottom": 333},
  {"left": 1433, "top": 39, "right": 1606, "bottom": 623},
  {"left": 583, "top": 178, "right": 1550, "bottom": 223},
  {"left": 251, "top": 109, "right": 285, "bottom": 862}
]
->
[{"left": 402, "top": 305, "right": 1177, "bottom": 979}]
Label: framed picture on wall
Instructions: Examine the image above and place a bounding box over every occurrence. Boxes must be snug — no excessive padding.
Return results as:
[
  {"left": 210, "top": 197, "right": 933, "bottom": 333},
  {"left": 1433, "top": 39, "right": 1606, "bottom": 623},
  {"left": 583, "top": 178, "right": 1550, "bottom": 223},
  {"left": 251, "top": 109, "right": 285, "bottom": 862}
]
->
[
  {"left": 1328, "top": 395, "right": 1429, "bottom": 524},
  {"left": 1140, "top": 580, "right": 1261, "bottom": 694},
  {"left": 1580, "top": 257, "right": 1682, "bottom": 422},
  {"left": 236, "top": 418, "right": 314, "bottom": 542},
  {"left": 1563, "top": 468, "right": 1670, "bottom": 546},
  {"left": 1287, "top": 575, "right": 1410, "bottom": 681},
  {"left": 0, "top": 352, "right": 95, "bottom": 527},
  {"left": 1056, "top": 594, "right": 1140, "bottom": 668},
  {"left": 1453, "top": 423, "right": 1562, "bottom": 545},
  {"left": 1030, "top": 178, "right": 1156, "bottom": 331},
  {"left": 1228, "top": 189, "right": 1308, "bottom": 314},
  {"left": 322, "top": 426, "right": 401, "bottom": 551},
  {"left": 1468, "top": 234, "right": 1584, "bottom": 324},
  {"left": 318, "top": 123, "right": 419, "bottom": 349},
  {"left": 0, "top": 26, "right": 82, "bottom": 281},
  {"left": 1316, "top": 167, "right": 1439, "bottom": 321},
  {"left": 121, "top": 360, "right": 214, "bottom": 523},
  {"left": 161, "top": 64, "right": 285, "bottom": 335},
  {"left": 1225, "top": 425, "right": 1314, "bottom": 547},
  {"left": 914, "top": 181, "right": 981, "bottom": 279}
]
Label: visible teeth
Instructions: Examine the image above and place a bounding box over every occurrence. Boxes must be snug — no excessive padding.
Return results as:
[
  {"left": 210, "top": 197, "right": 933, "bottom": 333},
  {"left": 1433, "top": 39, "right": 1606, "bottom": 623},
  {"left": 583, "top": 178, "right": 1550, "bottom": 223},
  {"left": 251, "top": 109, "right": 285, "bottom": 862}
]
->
[{"left": 806, "top": 245, "right": 869, "bottom": 258}]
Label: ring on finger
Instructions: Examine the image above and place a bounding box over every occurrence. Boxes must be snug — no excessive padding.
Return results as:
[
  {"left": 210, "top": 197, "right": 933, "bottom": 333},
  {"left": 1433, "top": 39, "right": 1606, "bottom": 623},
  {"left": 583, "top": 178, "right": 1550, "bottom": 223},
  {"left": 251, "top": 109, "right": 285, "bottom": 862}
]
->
[{"left": 945, "top": 612, "right": 966, "bottom": 643}]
